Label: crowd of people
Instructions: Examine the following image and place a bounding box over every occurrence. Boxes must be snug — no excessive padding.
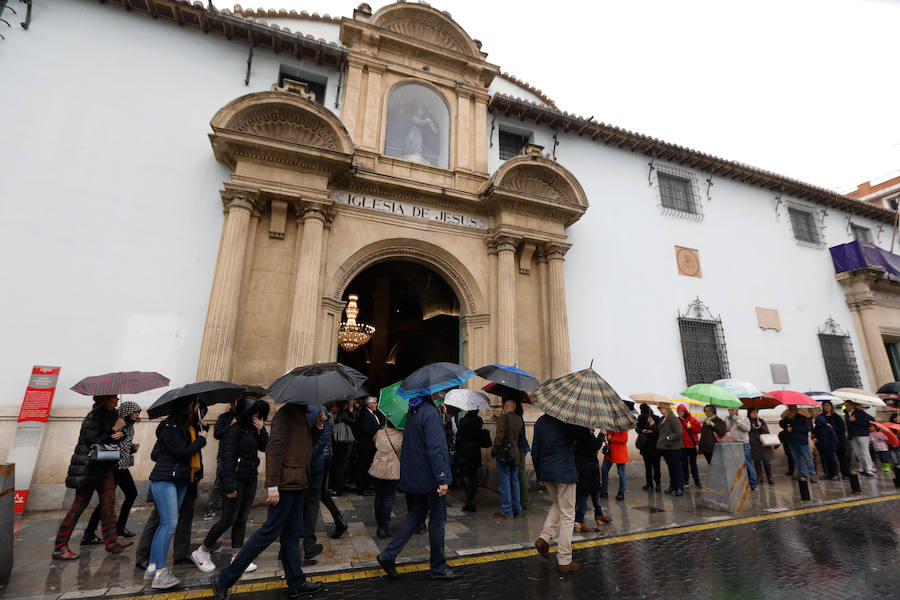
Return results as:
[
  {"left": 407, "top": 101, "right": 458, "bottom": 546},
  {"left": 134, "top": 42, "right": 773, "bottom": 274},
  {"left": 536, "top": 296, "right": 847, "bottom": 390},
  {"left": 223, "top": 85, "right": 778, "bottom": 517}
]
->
[{"left": 50, "top": 390, "right": 899, "bottom": 591}]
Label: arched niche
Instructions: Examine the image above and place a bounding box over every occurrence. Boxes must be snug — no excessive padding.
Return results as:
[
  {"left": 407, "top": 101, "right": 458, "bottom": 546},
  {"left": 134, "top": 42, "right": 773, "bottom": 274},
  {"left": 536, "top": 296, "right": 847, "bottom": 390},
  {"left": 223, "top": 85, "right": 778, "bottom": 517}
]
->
[{"left": 383, "top": 82, "right": 450, "bottom": 168}]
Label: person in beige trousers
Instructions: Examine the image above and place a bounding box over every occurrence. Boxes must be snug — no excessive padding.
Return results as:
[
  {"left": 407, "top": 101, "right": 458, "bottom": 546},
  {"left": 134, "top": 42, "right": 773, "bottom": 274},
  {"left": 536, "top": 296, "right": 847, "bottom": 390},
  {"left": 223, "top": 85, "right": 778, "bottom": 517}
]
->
[{"left": 531, "top": 413, "right": 580, "bottom": 573}]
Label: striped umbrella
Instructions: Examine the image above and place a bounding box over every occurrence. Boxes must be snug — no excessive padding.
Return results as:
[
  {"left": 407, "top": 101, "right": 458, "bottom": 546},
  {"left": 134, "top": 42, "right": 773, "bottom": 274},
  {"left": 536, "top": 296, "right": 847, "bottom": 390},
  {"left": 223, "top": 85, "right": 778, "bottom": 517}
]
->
[
  {"left": 71, "top": 371, "right": 170, "bottom": 396},
  {"left": 531, "top": 368, "right": 635, "bottom": 431}
]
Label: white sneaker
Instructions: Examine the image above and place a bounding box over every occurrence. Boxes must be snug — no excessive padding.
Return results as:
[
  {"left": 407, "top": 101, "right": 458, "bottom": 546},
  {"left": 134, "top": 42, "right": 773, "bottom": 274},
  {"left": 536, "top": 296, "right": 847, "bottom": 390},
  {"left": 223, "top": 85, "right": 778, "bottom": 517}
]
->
[
  {"left": 231, "top": 554, "right": 257, "bottom": 573},
  {"left": 143, "top": 566, "right": 156, "bottom": 581},
  {"left": 191, "top": 548, "right": 216, "bottom": 573},
  {"left": 151, "top": 568, "right": 181, "bottom": 590}
]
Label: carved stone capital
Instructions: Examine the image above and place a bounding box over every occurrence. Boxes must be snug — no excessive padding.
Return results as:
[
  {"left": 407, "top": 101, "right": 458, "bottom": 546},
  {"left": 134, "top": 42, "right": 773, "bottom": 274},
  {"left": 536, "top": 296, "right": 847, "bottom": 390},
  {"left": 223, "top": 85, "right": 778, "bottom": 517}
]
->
[
  {"left": 485, "top": 240, "right": 499, "bottom": 255},
  {"left": 545, "top": 244, "right": 569, "bottom": 261},
  {"left": 221, "top": 189, "right": 259, "bottom": 214},
  {"left": 495, "top": 236, "right": 519, "bottom": 254}
]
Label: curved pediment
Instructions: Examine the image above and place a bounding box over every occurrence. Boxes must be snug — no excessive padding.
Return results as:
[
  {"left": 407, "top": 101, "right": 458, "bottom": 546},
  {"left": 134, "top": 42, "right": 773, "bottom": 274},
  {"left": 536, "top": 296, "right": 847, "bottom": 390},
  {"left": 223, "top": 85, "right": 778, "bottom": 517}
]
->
[
  {"left": 370, "top": 3, "right": 482, "bottom": 58},
  {"left": 488, "top": 153, "right": 589, "bottom": 209},
  {"left": 210, "top": 91, "right": 355, "bottom": 155}
]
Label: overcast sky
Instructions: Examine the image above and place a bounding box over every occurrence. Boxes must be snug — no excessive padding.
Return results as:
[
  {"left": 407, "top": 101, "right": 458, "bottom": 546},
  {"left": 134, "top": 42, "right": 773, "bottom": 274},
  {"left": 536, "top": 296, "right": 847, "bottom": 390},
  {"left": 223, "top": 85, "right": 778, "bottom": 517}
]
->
[{"left": 265, "top": 0, "right": 899, "bottom": 193}]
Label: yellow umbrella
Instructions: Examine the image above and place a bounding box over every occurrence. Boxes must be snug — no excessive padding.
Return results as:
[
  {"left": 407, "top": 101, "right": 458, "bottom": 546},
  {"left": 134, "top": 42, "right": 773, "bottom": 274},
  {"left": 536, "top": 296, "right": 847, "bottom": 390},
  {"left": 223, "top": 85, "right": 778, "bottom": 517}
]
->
[{"left": 629, "top": 392, "right": 673, "bottom": 405}]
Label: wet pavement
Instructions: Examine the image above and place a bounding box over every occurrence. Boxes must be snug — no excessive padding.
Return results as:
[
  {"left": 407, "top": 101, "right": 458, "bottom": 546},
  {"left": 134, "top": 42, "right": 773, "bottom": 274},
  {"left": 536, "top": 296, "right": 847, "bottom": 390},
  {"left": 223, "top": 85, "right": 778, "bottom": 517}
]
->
[{"left": 2, "top": 465, "right": 899, "bottom": 600}]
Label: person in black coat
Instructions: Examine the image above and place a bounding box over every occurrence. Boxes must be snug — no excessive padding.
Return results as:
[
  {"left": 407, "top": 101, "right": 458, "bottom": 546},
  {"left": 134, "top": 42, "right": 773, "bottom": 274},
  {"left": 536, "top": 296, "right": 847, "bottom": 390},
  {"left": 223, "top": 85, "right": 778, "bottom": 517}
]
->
[
  {"left": 779, "top": 407, "right": 815, "bottom": 482},
  {"left": 356, "top": 397, "right": 381, "bottom": 495},
  {"left": 820, "top": 401, "right": 849, "bottom": 478},
  {"left": 144, "top": 397, "right": 206, "bottom": 590},
  {"left": 192, "top": 397, "right": 268, "bottom": 574},
  {"left": 456, "top": 410, "right": 488, "bottom": 511},
  {"left": 572, "top": 426, "right": 610, "bottom": 532},
  {"left": 845, "top": 401, "right": 876, "bottom": 476},
  {"left": 636, "top": 405, "right": 661, "bottom": 491},
  {"left": 53, "top": 396, "right": 132, "bottom": 560},
  {"left": 205, "top": 397, "right": 241, "bottom": 518},
  {"left": 813, "top": 414, "right": 839, "bottom": 480}
]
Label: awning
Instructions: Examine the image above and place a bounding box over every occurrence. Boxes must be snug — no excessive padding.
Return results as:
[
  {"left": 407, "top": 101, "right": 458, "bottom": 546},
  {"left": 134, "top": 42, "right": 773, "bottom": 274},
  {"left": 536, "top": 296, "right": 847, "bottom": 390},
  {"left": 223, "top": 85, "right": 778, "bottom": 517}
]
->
[{"left": 830, "top": 240, "right": 900, "bottom": 277}]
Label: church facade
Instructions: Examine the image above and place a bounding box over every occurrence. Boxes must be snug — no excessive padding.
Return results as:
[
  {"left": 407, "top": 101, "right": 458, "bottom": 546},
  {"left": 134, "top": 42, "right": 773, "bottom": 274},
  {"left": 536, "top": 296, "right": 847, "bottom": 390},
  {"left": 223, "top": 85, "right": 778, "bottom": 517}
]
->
[{"left": 2, "top": 0, "right": 899, "bottom": 508}]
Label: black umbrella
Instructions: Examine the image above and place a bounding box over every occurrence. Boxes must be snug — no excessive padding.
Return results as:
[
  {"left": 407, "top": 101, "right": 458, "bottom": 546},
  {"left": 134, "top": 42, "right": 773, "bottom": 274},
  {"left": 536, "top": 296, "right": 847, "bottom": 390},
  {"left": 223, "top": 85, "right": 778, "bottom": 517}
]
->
[
  {"left": 267, "top": 363, "right": 368, "bottom": 406},
  {"left": 397, "top": 362, "right": 475, "bottom": 400},
  {"left": 148, "top": 381, "right": 248, "bottom": 419},
  {"left": 475, "top": 364, "right": 540, "bottom": 393},
  {"left": 877, "top": 382, "right": 900, "bottom": 395}
]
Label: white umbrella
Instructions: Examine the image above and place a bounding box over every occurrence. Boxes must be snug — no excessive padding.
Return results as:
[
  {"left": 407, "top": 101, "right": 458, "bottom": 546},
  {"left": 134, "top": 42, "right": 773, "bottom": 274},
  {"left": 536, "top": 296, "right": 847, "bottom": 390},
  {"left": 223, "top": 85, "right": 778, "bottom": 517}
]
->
[
  {"left": 444, "top": 389, "right": 492, "bottom": 412},
  {"left": 832, "top": 388, "right": 887, "bottom": 407},
  {"left": 713, "top": 379, "right": 763, "bottom": 399}
]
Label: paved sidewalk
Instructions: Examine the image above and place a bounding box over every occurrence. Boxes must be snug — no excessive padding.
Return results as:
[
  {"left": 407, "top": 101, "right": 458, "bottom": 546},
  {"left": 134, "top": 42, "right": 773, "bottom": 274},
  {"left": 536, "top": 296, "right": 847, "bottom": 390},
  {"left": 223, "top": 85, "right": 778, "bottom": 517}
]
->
[{"left": 2, "top": 468, "right": 899, "bottom": 600}]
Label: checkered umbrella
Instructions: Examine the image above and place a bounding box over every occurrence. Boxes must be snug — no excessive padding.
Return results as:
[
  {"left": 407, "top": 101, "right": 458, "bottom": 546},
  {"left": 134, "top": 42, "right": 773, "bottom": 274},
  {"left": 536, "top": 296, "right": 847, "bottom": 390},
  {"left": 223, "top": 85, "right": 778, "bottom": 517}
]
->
[
  {"left": 531, "top": 367, "right": 635, "bottom": 431},
  {"left": 71, "top": 371, "right": 170, "bottom": 396}
]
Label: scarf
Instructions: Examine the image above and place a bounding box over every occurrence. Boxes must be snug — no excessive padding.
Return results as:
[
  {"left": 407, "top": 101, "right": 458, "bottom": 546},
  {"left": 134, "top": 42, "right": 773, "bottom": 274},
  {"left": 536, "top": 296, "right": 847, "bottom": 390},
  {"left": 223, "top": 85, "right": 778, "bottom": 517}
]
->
[
  {"left": 116, "top": 400, "right": 141, "bottom": 470},
  {"left": 189, "top": 425, "right": 201, "bottom": 483}
]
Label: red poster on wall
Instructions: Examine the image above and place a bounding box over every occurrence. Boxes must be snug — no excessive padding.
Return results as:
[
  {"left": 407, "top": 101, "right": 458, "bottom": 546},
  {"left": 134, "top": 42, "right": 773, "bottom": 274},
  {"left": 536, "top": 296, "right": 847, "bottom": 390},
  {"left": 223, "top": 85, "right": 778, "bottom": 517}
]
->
[
  {"left": 11, "top": 366, "right": 60, "bottom": 514},
  {"left": 17, "top": 366, "right": 60, "bottom": 423}
]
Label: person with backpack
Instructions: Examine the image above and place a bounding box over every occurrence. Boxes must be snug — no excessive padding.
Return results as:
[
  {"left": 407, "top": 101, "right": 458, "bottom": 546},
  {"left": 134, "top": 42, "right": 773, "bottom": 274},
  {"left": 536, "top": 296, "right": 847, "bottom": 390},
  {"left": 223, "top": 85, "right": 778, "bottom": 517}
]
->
[{"left": 491, "top": 398, "right": 524, "bottom": 519}]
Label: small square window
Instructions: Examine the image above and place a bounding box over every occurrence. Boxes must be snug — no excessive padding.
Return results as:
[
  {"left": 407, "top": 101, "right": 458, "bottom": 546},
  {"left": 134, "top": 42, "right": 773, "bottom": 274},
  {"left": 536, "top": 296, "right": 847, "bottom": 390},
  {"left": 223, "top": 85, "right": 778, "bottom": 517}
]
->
[
  {"left": 277, "top": 66, "right": 327, "bottom": 105},
  {"left": 850, "top": 223, "right": 872, "bottom": 243},
  {"left": 499, "top": 129, "right": 530, "bottom": 160},
  {"left": 787, "top": 206, "right": 822, "bottom": 246},
  {"left": 659, "top": 172, "right": 698, "bottom": 214}
]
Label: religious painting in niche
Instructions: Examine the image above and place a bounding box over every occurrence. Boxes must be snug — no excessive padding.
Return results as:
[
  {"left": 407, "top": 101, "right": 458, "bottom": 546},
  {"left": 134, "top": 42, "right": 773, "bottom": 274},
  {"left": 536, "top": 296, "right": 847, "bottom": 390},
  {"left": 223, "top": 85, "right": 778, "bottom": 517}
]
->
[{"left": 384, "top": 83, "right": 449, "bottom": 168}]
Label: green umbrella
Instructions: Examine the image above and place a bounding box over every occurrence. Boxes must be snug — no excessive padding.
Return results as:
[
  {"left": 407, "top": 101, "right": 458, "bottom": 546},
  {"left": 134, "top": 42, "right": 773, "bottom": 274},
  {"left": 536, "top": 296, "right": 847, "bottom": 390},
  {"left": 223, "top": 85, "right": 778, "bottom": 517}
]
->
[
  {"left": 681, "top": 383, "right": 742, "bottom": 408},
  {"left": 378, "top": 381, "right": 408, "bottom": 429}
]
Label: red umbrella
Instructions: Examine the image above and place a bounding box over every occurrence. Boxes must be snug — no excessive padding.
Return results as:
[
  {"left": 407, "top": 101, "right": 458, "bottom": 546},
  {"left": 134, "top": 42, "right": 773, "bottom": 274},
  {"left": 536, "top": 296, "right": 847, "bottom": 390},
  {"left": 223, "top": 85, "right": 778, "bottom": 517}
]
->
[
  {"left": 71, "top": 371, "right": 170, "bottom": 396},
  {"left": 872, "top": 421, "right": 900, "bottom": 447},
  {"left": 769, "top": 390, "right": 818, "bottom": 406},
  {"left": 482, "top": 382, "right": 531, "bottom": 404}
]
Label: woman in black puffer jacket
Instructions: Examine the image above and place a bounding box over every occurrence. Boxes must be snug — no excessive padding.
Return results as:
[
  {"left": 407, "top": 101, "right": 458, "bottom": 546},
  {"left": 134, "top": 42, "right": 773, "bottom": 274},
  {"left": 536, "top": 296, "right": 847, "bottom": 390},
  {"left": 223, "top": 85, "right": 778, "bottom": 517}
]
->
[
  {"left": 53, "top": 395, "right": 132, "bottom": 560},
  {"left": 191, "top": 397, "right": 269, "bottom": 574}
]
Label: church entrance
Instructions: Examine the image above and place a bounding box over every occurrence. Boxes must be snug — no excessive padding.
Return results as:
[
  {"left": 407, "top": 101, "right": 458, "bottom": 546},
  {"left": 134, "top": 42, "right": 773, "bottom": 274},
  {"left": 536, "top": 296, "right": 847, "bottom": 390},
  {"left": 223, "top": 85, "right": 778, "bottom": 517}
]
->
[{"left": 337, "top": 260, "right": 461, "bottom": 393}]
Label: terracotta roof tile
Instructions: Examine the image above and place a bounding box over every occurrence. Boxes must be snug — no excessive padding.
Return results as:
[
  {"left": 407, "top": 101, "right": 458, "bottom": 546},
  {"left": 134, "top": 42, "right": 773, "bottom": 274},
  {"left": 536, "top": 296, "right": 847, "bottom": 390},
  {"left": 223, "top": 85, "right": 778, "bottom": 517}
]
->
[{"left": 498, "top": 72, "right": 556, "bottom": 109}]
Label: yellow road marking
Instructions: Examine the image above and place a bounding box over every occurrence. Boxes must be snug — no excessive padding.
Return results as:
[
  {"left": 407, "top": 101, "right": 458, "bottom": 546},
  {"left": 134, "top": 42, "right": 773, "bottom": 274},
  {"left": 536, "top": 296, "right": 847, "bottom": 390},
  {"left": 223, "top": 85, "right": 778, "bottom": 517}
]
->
[{"left": 116, "top": 494, "right": 900, "bottom": 599}]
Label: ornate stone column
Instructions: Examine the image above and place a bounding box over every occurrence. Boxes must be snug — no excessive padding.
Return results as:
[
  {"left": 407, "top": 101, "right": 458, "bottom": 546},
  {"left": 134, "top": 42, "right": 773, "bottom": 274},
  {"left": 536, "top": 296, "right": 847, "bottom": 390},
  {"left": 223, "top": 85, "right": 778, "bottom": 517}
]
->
[
  {"left": 546, "top": 244, "right": 572, "bottom": 377},
  {"left": 496, "top": 237, "right": 518, "bottom": 366},
  {"left": 837, "top": 269, "right": 895, "bottom": 390},
  {"left": 285, "top": 206, "right": 327, "bottom": 369},
  {"left": 196, "top": 190, "right": 257, "bottom": 381},
  {"left": 856, "top": 298, "right": 895, "bottom": 389}
]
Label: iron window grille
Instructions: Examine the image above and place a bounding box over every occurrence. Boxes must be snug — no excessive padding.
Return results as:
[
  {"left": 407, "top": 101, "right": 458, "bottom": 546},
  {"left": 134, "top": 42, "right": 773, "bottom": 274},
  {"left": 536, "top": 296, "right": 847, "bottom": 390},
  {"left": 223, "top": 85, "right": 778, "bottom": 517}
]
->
[
  {"left": 498, "top": 129, "right": 530, "bottom": 160},
  {"left": 850, "top": 223, "right": 873, "bottom": 243},
  {"left": 654, "top": 164, "right": 703, "bottom": 221},
  {"left": 818, "top": 317, "right": 862, "bottom": 389},
  {"left": 786, "top": 204, "right": 826, "bottom": 248},
  {"left": 677, "top": 298, "right": 731, "bottom": 386}
]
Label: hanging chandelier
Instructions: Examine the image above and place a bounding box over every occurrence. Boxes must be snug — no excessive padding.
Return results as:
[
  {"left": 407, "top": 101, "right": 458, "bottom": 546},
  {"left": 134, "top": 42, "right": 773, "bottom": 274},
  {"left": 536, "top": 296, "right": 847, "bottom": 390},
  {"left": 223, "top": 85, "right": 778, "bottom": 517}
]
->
[{"left": 338, "top": 294, "right": 375, "bottom": 352}]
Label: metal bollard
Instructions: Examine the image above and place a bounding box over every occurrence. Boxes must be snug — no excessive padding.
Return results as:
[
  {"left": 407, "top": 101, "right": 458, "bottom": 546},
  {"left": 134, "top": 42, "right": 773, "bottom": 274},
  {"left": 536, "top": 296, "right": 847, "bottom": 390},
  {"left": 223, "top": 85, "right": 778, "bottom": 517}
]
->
[
  {"left": 848, "top": 472, "right": 862, "bottom": 493},
  {"left": 0, "top": 464, "right": 14, "bottom": 580},
  {"left": 797, "top": 478, "right": 811, "bottom": 501}
]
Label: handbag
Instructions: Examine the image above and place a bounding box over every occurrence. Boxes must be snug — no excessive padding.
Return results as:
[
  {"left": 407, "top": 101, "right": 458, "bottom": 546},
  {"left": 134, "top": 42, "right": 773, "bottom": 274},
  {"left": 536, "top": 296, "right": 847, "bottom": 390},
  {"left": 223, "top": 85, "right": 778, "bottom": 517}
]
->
[
  {"left": 479, "top": 428, "right": 492, "bottom": 449},
  {"left": 496, "top": 441, "right": 516, "bottom": 465},
  {"left": 635, "top": 433, "right": 648, "bottom": 451},
  {"left": 760, "top": 433, "right": 780, "bottom": 448},
  {"left": 333, "top": 422, "right": 355, "bottom": 443},
  {"left": 89, "top": 443, "right": 120, "bottom": 462}
]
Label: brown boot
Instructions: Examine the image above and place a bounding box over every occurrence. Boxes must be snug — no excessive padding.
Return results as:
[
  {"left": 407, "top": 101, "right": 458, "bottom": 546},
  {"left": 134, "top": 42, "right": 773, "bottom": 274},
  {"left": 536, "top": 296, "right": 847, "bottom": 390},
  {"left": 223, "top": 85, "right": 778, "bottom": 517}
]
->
[
  {"left": 534, "top": 537, "right": 550, "bottom": 559},
  {"left": 595, "top": 514, "right": 613, "bottom": 525},
  {"left": 558, "top": 561, "right": 580, "bottom": 573},
  {"left": 53, "top": 522, "right": 79, "bottom": 560},
  {"left": 102, "top": 519, "right": 132, "bottom": 554},
  {"left": 574, "top": 522, "right": 594, "bottom": 533}
]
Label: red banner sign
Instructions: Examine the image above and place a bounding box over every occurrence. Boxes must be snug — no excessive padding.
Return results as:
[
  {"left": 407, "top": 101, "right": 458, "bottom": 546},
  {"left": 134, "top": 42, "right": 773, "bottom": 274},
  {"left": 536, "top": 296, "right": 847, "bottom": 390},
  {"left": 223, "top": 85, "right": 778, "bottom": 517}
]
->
[{"left": 17, "top": 366, "right": 60, "bottom": 423}]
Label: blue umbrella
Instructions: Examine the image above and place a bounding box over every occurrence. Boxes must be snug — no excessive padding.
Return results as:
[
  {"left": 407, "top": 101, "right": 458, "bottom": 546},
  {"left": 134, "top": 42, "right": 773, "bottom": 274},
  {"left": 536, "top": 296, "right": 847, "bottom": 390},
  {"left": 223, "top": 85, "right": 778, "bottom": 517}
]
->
[
  {"left": 397, "top": 362, "right": 475, "bottom": 400},
  {"left": 475, "top": 364, "right": 540, "bottom": 393}
]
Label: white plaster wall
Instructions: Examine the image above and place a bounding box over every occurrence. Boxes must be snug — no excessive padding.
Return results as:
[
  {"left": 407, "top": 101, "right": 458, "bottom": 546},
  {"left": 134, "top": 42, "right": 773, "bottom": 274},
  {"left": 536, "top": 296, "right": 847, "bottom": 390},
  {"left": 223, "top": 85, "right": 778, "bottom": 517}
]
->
[{"left": 0, "top": 1, "right": 341, "bottom": 409}]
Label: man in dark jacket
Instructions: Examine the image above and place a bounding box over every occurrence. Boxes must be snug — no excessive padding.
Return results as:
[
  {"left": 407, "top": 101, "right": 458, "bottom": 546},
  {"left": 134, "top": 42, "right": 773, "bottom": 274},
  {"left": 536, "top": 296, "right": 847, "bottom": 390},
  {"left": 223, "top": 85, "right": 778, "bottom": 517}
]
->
[
  {"left": 845, "top": 401, "right": 876, "bottom": 476},
  {"left": 377, "top": 395, "right": 458, "bottom": 580},
  {"left": 779, "top": 407, "right": 815, "bottom": 481},
  {"left": 821, "top": 400, "right": 850, "bottom": 479},
  {"left": 531, "top": 414, "right": 579, "bottom": 574},
  {"left": 213, "top": 403, "right": 323, "bottom": 600},
  {"left": 356, "top": 397, "right": 381, "bottom": 495}
]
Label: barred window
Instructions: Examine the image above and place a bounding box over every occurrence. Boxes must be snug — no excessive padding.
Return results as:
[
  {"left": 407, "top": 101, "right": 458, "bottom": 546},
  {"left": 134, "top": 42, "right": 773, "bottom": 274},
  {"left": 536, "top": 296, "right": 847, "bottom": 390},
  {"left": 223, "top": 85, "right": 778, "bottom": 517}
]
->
[
  {"left": 818, "top": 333, "right": 861, "bottom": 389},
  {"left": 850, "top": 223, "right": 872, "bottom": 243},
  {"left": 678, "top": 316, "right": 731, "bottom": 386},
  {"left": 277, "top": 66, "right": 327, "bottom": 105},
  {"left": 788, "top": 206, "right": 822, "bottom": 245},
  {"left": 659, "top": 173, "right": 695, "bottom": 213},
  {"left": 499, "top": 129, "right": 530, "bottom": 160}
]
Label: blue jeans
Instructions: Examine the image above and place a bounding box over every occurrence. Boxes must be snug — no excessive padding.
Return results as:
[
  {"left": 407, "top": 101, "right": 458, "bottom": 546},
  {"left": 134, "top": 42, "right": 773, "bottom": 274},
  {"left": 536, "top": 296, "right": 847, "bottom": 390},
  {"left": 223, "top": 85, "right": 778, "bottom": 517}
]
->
[
  {"left": 601, "top": 459, "right": 626, "bottom": 496},
  {"left": 148, "top": 480, "right": 187, "bottom": 569},
  {"left": 574, "top": 489, "right": 603, "bottom": 523},
  {"left": 373, "top": 478, "right": 399, "bottom": 527},
  {"left": 742, "top": 442, "right": 758, "bottom": 487},
  {"left": 216, "top": 490, "right": 306, "bottom": 592},
  {"left": 381, "top": 491, "right": 447, "bottom": 574},
  {"left": 789, "top": 444, "right": 816, "bottom": 479},
  {"left": 496, "top": 459, "right": 522, "bottom": 516}
]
